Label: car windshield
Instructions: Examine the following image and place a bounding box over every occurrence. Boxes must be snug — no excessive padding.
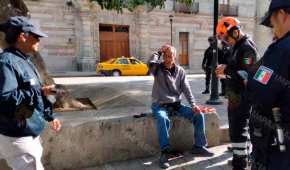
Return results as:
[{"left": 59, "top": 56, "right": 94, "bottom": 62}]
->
[
  {"left": 116, "top": 59, "right": 129, "bottom": 64},
  {"left": 129, "top": 59, "right": 141, "bottom": 64}
]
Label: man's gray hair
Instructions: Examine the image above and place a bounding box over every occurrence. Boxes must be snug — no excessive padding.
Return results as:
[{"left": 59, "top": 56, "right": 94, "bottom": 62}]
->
[{"left": 169, "top": 45, "right": 177, "bottom": 57}]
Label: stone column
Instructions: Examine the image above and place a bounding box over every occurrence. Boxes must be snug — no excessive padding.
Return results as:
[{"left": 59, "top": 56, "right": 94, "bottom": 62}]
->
[
  {"left": 253, "top": 0, "right": 272, "bottom": 57},
  {"left": 135, "top": 7, "right": 150, "bottom": 61},
  {"left": 74, "top": 0, "right": 96, "bottom": 71}
]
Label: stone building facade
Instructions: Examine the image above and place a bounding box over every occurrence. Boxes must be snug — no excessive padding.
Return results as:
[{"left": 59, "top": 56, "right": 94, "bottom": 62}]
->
[{"left": 24, "top": 0, "right": 271, "bottom": 74}]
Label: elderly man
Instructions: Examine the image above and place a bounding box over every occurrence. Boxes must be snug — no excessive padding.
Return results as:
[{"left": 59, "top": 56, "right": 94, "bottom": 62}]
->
[
  {"left": 0, "top": 16, "right": 61, "bottom": 170},
  {"left": 148, "top": 44, "right": 213, "bottom": 169}
]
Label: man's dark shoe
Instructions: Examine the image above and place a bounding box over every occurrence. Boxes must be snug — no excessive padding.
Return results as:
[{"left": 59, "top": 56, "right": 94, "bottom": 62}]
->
[
  {"left": 219, "top": 92, "right": 225, "bottom": 96},
  {"left": 202, "top": 89, "right": 210, "bottom": 94},
  {"left": 163, "top": 148, "right": 183, "bottom": 157},
  {"left": 191, "top": 146, "right": 214, "bottom": 157},
  {"left": 159, "top": 153, "right": 170, "bottom": 169},
  {"left": 227, "top": 159, "right": 232, "bottom": 166},
  {"left": 227, "top": 146, "right": 233, "bottom": 152}
]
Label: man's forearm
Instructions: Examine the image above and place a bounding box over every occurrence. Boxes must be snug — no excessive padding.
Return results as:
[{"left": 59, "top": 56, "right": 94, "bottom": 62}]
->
[
  {"left": 183, "top": 85, "right": 196, "bottom": 107},
  {"left": 147, "top": 52, "right": 162, "bottom": 75}
]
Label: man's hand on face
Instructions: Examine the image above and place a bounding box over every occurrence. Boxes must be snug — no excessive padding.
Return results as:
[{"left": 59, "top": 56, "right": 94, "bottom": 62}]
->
[
  {"left": 49, "top": 119, "right": 61, "bottom": 132},
  {"left": 159, "top": 44, "right": 171, "bottom": 54},
  {"left": 215, "top": 64, "right": 227, "bottom": 78},
  {"left": 192, "top": 104, "right": 201, "bottom": 114}
]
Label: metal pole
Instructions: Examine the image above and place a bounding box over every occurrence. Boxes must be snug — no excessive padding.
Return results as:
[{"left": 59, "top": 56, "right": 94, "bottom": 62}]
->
[
  {"left": 206, "top": 0, "right": 223, "bottom": 105},
  {"left": 169, "top": 15, "right": 173, "bottom": 45}
]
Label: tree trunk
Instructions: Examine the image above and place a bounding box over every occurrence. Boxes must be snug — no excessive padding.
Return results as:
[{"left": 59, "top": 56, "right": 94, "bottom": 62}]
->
[{"left": 0, "top": 0, "right": 88, "bottom": 111}]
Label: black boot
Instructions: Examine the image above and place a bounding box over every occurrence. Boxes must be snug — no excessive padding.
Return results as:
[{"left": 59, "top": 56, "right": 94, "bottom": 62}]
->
[
  {"left": 232, "top": 155, "right": 248, "bottom": 170},
  {"left": 202, "top": 85, "right": 210, "bottom": 94},
  {"left": 202, "top": 89, "right": 209, "bottom": 94}
]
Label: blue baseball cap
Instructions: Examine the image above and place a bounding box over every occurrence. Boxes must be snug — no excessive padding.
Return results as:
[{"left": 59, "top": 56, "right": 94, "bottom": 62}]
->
[
  {"left": 261, "top": 0, "right": 290, "bottom": 27},
  {"left": 0, "top": 16, "right": 47, "bottom": 38}
]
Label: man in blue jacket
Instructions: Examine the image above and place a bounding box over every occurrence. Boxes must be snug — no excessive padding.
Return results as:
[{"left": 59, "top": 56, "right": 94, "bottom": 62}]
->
[{"left": 0, "top": 16, "right": 61, "bottom": 170}]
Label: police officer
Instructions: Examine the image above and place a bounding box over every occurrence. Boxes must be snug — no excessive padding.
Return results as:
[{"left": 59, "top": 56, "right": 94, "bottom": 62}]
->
[
  {"left": 0, "top": 16, "right": 61, "bottom": 170},
  {"left": 246, "top": 0, "right": 290, "bottom": 169},
  {"left": 215, "top": 17, "right": 258, "bottom": 170},
  {"left": 202, "top": 36, "right": 224, "bottom": 94}
]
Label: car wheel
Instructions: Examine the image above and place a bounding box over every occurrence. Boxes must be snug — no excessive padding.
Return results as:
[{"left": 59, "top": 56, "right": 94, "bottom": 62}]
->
[{"left": 112, "top": 70, "right": 121, "bottom": 76}]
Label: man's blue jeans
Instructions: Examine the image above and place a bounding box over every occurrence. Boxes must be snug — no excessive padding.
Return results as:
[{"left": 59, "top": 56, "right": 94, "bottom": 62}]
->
[{"left": 151, "top": 102, "right": 207, "bottom": 151}]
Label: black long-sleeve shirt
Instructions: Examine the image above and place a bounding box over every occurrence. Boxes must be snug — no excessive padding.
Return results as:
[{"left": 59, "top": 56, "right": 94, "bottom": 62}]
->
[{"left": 202, "top": 45, "right": 224, "bottom": 69}]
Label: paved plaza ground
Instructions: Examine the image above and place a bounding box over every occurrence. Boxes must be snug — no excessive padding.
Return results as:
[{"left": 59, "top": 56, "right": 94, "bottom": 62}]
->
[{"left": 83, "top": 144, "right": 232, "bottom": 170}]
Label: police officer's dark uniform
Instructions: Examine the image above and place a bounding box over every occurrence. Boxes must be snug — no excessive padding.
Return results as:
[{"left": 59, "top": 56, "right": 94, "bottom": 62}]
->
[
  {"left": 226, "top": 34, "right": 257, "bottom": 170},
  {"left": 202, "top": 36, "right": 223, "bottom": 94},
  {"left": 216, "top": 17, "right": 258, "bottom": 170},
  {"left": 247, "top": 1, "right": 290, "bottom": 169}
]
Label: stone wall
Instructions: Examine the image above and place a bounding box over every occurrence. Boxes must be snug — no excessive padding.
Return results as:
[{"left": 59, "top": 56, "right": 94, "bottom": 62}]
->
[
  {"left": 25, "top": 0, "right": 264, "bottom": 73},
  {"left": 25, "top": 0, "right": 77, "bottom": 73}
]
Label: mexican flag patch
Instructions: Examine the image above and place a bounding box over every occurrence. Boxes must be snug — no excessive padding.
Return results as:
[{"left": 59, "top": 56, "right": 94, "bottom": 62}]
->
[
  {"left": 243, "top": 57, "right": 253, "bottom": 65},
  {"left": 253, "top": 66, "right": 273, "bottom": 85}
]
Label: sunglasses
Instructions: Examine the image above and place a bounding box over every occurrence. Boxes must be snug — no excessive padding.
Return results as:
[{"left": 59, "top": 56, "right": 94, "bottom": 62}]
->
[{"left": 29, "top": 33, "right": 40, "bottom": 40}]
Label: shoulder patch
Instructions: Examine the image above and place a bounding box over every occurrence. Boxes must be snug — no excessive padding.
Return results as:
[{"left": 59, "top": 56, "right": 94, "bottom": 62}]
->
[
  {"left": 253, "top": 66, "right": 273, "bottom": 85},
  {"left": 243, "top": 57, "right": 253, "bottom": 65}
]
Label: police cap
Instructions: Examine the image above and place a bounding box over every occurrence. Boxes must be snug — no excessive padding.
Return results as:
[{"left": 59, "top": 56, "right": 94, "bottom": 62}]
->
[
  {"left": 0, "top": 16, "right": 47, "bottom": 38},
  {"left": 261, "top": 0, "right": 290, "bottom": 27}
]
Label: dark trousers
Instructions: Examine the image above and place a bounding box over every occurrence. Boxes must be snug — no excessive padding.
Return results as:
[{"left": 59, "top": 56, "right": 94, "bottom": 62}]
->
[
  {"left": 205, "top": 68, "right": 211, "bottom": 90},
  {"left": 250, "top": 111, "right": 290, "bottom": 170},
  {"left": 251, "top": 140, "right": 290, "bottom": 170},
  {"left": 220, "top": 79, "right": 226, "bottom": 94},
  {"left": 227, "top": 90, "right": 250, "bottom": 169}
]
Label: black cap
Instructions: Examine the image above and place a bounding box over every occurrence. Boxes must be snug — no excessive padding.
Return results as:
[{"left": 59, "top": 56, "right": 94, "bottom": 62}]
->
[
  {"left": 261, "top": 0, "right": 290, "bottom": 27},
  {"left": 208, "top": 36, "right": 215, "bottom": 42},
  {"left": 0, "top": 16, "right": 47, "bottom": 38}
]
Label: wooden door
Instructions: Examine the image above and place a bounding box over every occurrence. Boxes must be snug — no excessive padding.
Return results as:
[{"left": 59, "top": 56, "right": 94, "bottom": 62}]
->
[
  {"left": 179, "top": 32, "right": 189, "bottom": 66},
  {"left": 100, "top": 24, "right": 129, "bottom": 62}
]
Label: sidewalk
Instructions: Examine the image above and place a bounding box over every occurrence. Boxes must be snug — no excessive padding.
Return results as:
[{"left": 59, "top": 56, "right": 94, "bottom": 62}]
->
[
  {"left": 83, "top": 144, "right": 232, "bottom": 170},
  {"left": 50, "top": 71, "right": 98, "bottom": 77}
]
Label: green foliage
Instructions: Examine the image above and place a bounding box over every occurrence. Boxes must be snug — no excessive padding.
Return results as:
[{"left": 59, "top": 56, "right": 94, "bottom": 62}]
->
[
  {"left": 176, "top": 0, "right": 194, "bottom": 6},
  {"left": 91, "top": 0, "right": 194, "bottom": 12}
]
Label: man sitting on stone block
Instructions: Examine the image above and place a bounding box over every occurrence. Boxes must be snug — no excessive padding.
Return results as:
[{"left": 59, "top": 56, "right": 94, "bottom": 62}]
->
[{"left": 148, "top": 44, "right": 214, "bottom": 169}]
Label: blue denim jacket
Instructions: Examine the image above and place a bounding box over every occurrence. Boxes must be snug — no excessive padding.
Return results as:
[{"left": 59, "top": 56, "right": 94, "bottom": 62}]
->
[{"left": 0, "top": 48, "right": 54, "bottom": 137}]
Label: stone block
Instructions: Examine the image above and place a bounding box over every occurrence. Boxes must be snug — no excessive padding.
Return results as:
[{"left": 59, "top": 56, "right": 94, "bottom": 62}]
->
[{"left": 0, "top": 110, "right": 223, "bottom": 170}]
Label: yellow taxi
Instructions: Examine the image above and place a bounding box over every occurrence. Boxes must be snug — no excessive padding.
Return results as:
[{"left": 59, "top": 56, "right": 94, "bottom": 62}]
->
[{"left": 96, "top": 57, "right": 149, "bottom": 76}]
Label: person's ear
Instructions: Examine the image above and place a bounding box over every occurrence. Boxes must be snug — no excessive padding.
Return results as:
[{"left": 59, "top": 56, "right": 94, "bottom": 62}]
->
[
  {"left": 232, "top": 29, "right": 239, "bottom": 39},
  {"left": 17, "top": 32, "right": 27, "bottom": 43},
  {"left": 281, "top": 9, "right": 289, "bottom": 23}
]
